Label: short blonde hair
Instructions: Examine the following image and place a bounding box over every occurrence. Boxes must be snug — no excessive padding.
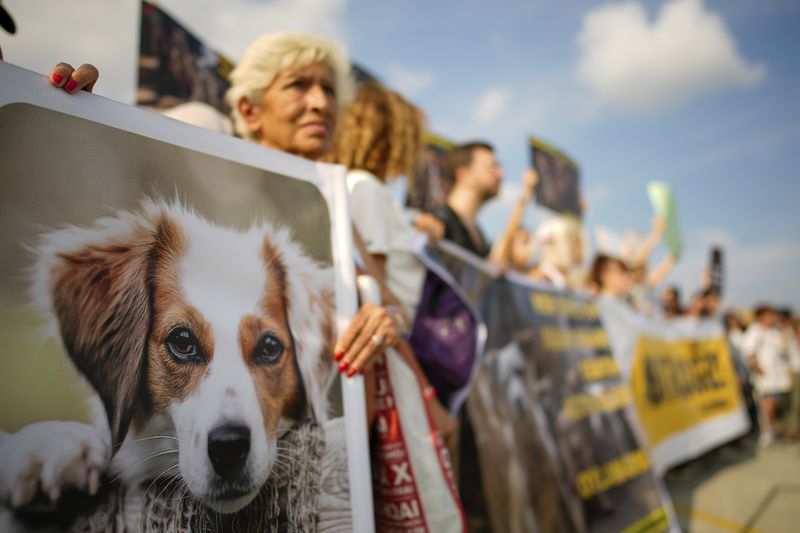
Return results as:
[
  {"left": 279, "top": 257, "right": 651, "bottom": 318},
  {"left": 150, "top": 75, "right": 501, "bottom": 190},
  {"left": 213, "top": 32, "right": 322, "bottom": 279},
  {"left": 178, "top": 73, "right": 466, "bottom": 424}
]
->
[
  {"left": 538, "top": 216, "right": 584, "bottom": 271},
  {"left": 225, "top": 32, "right": 354, "bottom": 140}
]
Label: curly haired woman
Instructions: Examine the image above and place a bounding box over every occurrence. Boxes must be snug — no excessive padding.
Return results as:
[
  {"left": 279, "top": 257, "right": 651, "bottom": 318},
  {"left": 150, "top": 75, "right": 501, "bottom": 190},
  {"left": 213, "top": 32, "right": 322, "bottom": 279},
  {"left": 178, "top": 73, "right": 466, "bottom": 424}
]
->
[
  {"left": 325, "top": 83, "right": 458, "bottom": 443},
  {"left": 326, "top": 82, "right": 443, "bottom": 321}
]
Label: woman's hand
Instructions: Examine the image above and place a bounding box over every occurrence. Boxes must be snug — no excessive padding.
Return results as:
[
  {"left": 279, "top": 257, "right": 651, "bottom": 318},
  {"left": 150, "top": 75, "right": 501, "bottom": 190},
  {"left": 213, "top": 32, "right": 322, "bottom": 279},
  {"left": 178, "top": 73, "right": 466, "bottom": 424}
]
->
[
  {"left": 426, "top": 395, "right": 458, "bottom": 447},
  {"left": 651, "top": 215, "right": 666, "bottom": 239},
  {"left": 522, "top": 168, "right": 538, "bottom": 198},
  {"left": 380, "top": 288, "right": 412, "bottom": 337},
  {"left": 334, "top": 303, "right": 400, "bottom": 377},
  {"left": 48, "top": 62, "right": 99, "bottom": 94},
  {"left": 414, "top": 212, "right": 445, "bottom": 243}
]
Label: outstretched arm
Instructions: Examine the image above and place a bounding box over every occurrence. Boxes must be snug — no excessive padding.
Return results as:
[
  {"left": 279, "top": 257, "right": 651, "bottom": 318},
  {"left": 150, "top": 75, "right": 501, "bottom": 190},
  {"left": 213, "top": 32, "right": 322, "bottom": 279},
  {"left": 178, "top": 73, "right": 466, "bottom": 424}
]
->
[
  {"left": 490, "top": 168, "right": 538, "bottom": 264},
  {"left": 634, "top": 216, "right": 665, "bottom": 267},
  {"left": 646, "top": 253, "right": 676, "bottom": 288}
]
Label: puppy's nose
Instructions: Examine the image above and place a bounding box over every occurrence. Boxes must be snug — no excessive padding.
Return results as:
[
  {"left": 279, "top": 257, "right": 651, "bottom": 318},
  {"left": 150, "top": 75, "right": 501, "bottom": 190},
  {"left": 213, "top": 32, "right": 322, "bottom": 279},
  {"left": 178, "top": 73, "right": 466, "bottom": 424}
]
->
[{"left": 207, "top": 424, "right": 251, "bottom": 481}]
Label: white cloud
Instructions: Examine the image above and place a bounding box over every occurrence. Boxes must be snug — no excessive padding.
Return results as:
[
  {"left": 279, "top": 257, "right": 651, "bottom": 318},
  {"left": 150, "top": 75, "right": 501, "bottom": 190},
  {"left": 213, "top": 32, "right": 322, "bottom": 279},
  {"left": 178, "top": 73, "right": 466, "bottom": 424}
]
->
[
  {"left": 576, "top": 0, "right": 766, "bottom": 114},
  {"left": 385, "top": 64, "right": 435, "bottom": 97},
  {"left": 473, "top": 86, "right": 511, "bottom": 124},
  {"left": 2, "top": 0, "right": 349, "bottom": 104}
]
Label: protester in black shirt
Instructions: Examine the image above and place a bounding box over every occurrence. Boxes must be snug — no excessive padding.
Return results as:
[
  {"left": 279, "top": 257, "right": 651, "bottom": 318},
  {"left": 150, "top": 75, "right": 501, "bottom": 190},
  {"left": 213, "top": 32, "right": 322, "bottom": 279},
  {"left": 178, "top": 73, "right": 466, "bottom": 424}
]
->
[
  {"left": 431, "top": 141, "right": 503, "bottom": 531},
  {"left": 433, "top": 141, "right": 502, "bottom": 257}
]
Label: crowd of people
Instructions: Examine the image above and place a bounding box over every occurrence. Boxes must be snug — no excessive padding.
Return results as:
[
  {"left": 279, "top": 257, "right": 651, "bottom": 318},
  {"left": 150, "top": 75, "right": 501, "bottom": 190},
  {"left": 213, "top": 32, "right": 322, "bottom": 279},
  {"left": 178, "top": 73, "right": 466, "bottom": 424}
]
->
[{"left": 3, "top": 25, "right": 798, "bottom": 530}]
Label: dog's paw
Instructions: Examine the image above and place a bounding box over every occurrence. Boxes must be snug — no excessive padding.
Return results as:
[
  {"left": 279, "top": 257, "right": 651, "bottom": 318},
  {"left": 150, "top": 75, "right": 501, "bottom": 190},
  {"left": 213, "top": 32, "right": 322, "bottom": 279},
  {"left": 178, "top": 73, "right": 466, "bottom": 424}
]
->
[{"left": 0, "top": 421, "right": 109, "bottom": 508}]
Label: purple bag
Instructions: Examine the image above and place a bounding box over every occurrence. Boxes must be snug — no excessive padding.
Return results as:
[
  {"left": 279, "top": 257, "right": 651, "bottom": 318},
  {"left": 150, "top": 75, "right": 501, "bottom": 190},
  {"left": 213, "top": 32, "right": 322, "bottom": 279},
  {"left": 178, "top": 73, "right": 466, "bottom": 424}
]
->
[{"left": 409, "top": 270, "right": 478, "bottom": 407}]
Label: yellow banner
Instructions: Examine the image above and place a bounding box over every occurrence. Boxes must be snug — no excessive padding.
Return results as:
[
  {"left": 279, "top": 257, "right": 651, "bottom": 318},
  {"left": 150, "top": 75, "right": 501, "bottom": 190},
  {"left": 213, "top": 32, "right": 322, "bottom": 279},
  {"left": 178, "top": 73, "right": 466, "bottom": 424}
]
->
[{"left": 630, "top": 336, "right": 741, "bottom": 446}]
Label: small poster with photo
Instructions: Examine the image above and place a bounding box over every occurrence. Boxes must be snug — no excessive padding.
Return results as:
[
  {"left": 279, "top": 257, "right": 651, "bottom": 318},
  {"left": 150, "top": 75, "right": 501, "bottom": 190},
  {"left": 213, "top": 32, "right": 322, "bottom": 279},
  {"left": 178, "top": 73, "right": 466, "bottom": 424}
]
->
[
  {"left": 529, "top": 136, "right": 582, "bottom": 218},
  {"left": 409, "top": 133, "right": 454, "bottom": 211},
  {"left": 138, "top": 0, "right": 234, "bottom": 111}
]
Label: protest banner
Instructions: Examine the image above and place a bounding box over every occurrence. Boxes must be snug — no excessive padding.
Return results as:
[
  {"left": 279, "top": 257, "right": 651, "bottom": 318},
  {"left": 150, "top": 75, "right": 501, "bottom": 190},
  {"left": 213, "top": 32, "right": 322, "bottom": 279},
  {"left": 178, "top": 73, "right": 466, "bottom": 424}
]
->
[
  {"left": 0, "top": 61, "right": 374, "bottom": 531},
  {"left": 597, "top": 298, "right": 749, "bottom": 472},
  {"left": 407, "top": 133, "right": 454, "bottom": 211},
  {"left": 356, "top": 278, "right": 467, "bottom": 533},
  {"left": 529, "top": 136, "right": 582, "bottom": 218},
  {"left": 138, "top": 0, "right": 234, "bottom": 111},
  {"left": 418, "top": 242, "right": 678, "bottom": 533}
]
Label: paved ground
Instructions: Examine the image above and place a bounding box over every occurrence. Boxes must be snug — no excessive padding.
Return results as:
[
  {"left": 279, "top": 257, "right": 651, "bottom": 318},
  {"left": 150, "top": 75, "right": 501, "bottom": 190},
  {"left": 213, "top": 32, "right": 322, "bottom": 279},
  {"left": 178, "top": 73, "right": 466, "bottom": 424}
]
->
[{"left": 664, "top": 435, "right": 800, "bottom": 533}]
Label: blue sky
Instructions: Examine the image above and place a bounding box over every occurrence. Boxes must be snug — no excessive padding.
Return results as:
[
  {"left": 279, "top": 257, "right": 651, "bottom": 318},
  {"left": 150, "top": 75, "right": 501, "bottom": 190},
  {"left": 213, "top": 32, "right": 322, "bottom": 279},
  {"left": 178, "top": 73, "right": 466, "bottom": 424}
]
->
[{"left": 3, "top": 0, "right": 798, "bottom": 310}]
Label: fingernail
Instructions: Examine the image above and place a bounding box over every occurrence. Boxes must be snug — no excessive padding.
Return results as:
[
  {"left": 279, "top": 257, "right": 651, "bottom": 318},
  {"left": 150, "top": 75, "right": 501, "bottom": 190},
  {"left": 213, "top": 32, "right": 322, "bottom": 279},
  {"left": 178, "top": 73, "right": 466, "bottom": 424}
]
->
[
  {"left": 359, "top": 368, "right": 367, "bottom": 375},
  {"left": 338, "top": 361, "right": 349, "bottom": 373},
  {"left": 65, "top": 79, "right": 78, "bottom": 92},
  {"left": 347, "top": 367, "right": 357, "bottom": 378},
  {"left": 51, "top": 73, "right": 64, "bottom": 85},
  {"left": 334, "top": 350, "right": 345, "bottom": 361}
]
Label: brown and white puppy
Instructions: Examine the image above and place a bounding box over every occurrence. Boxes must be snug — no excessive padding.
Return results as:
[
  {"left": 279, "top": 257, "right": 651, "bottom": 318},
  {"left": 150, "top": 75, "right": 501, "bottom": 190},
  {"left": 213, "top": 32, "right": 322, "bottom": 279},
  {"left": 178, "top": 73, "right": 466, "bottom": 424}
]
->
[{"left": 25, "top": 200, "right": 335, "bottom": 514}]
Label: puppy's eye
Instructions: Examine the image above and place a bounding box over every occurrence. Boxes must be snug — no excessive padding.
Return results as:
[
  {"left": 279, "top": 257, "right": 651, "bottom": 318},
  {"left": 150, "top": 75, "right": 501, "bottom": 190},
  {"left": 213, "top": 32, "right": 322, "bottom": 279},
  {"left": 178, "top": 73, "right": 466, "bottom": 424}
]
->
[
  {"left": 254, "top": 333, "right": 284, "bottom": 365},
  {"left": 166, "top": 327, "right": 201, "bottom": 363}
]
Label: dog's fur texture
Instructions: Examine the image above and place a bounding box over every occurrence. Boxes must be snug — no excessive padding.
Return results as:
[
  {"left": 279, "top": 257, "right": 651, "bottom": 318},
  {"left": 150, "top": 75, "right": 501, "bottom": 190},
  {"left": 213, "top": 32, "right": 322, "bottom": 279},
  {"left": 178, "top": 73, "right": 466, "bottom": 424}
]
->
[{"left": 24, "top": 200, "right": 336, "bottom": 517}]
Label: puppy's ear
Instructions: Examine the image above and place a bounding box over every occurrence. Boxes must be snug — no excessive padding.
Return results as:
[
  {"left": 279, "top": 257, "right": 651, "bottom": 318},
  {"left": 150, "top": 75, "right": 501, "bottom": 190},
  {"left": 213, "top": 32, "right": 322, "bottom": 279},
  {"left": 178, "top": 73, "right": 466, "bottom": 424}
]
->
[
  {"left": 34, "top": 211, "right": 159, "bottom": 446},
  {"left": 292, "top": 278, "right": 336, "bottom": 421},
  {"left": 269, "top": 228, "right": 336, "bottom": 422}
]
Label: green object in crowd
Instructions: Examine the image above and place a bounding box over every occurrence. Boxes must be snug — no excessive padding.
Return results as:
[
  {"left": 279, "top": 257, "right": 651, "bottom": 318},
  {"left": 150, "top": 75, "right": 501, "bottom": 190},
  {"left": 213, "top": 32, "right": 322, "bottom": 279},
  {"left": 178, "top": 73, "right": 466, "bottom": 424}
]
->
[{"left": 647, "top": 181, "right": 682, "bottom": 259}]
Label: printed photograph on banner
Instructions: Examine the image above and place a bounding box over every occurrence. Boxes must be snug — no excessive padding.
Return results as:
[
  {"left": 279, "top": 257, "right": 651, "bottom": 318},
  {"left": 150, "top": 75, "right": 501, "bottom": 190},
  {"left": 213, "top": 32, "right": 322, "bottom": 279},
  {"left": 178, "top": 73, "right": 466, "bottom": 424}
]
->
[
  {"left": 529, "top": 136, "right": 582, "bottom": 218},
  {"left": 420, "top": 243, "right": 674, "bottom": 533},
  {"left": 408, "top": 133, "right": 454, "bottom": 212},
  {"left": 0, "top": 63, "right": 349, "bottom": 530},
  {"left": 138, "top": 0, "right": 233, "bottom": 111}
]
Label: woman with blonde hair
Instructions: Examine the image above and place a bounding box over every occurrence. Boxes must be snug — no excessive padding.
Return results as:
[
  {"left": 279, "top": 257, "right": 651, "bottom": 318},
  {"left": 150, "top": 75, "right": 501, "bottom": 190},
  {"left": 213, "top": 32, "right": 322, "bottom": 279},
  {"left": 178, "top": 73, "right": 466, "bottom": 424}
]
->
[
  {"left": 225, "top": 32, "right": 352, "bottom": 160},
  {"left": 528, "top": 215, "right": 586, "bottom": 289}
]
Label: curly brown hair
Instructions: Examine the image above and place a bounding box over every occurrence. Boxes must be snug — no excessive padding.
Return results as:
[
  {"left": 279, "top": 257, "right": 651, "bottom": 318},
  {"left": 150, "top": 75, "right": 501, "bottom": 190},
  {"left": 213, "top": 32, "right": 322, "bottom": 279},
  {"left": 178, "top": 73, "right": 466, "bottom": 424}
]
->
[{"left": 325, "top": 82, "right": 423, "bottom": 182}]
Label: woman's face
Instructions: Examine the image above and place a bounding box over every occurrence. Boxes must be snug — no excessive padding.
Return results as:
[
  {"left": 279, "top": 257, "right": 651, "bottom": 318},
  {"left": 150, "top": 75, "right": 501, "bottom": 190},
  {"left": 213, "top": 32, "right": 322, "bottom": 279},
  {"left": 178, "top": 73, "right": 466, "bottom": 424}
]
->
[
  {"left": 242, "top": 61, "right": 337, "bottom": 161},
  {"left": 602, "top": 260, "right": 631, "bottom": 298}
]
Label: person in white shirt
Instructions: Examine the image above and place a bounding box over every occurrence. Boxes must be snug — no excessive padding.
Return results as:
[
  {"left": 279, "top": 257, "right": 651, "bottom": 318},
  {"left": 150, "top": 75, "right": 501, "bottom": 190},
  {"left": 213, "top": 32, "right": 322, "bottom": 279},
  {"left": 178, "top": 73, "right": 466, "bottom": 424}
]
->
[
  {"left": 778, "top": 309, "right": 800, "bottom": 439},
  {"left": 325, "top": 82, "right": 457, "bottom": 442},
  {"left": 326, "top": 82, "right": 444, "bottom": 322},
  {"left": 741, "top": 305, "right": 794, "bottom": 446},
  {"left": 588, "top": 254, "right": 632, "bottom": 300}
]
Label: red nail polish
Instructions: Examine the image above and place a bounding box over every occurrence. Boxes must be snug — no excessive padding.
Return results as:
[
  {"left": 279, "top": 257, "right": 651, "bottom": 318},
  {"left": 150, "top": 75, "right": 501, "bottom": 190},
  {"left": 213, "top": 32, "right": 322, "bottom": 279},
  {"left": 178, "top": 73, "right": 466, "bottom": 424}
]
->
[
  {"left": 334, "top": 350, "right": 345, "bottom": 361},
  {"left": 51, "top": 73, "right": 64, "bottom": 84},
  {"left": 338, "top": 361, "right": 349, "bottom": 372},
  {"left": 347, "top": 367, "right": 357, "bottom": 378},
  {"left": 64, "top": 79, "right": 78, "bottom": 92}
]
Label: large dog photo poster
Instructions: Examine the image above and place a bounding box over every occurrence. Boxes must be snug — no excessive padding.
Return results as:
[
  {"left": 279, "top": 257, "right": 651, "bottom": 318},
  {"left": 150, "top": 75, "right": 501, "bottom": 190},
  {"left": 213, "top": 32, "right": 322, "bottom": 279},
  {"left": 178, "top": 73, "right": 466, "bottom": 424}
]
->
[{"left": 0, "top": 61, "right": 372, "bottom": 530}]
